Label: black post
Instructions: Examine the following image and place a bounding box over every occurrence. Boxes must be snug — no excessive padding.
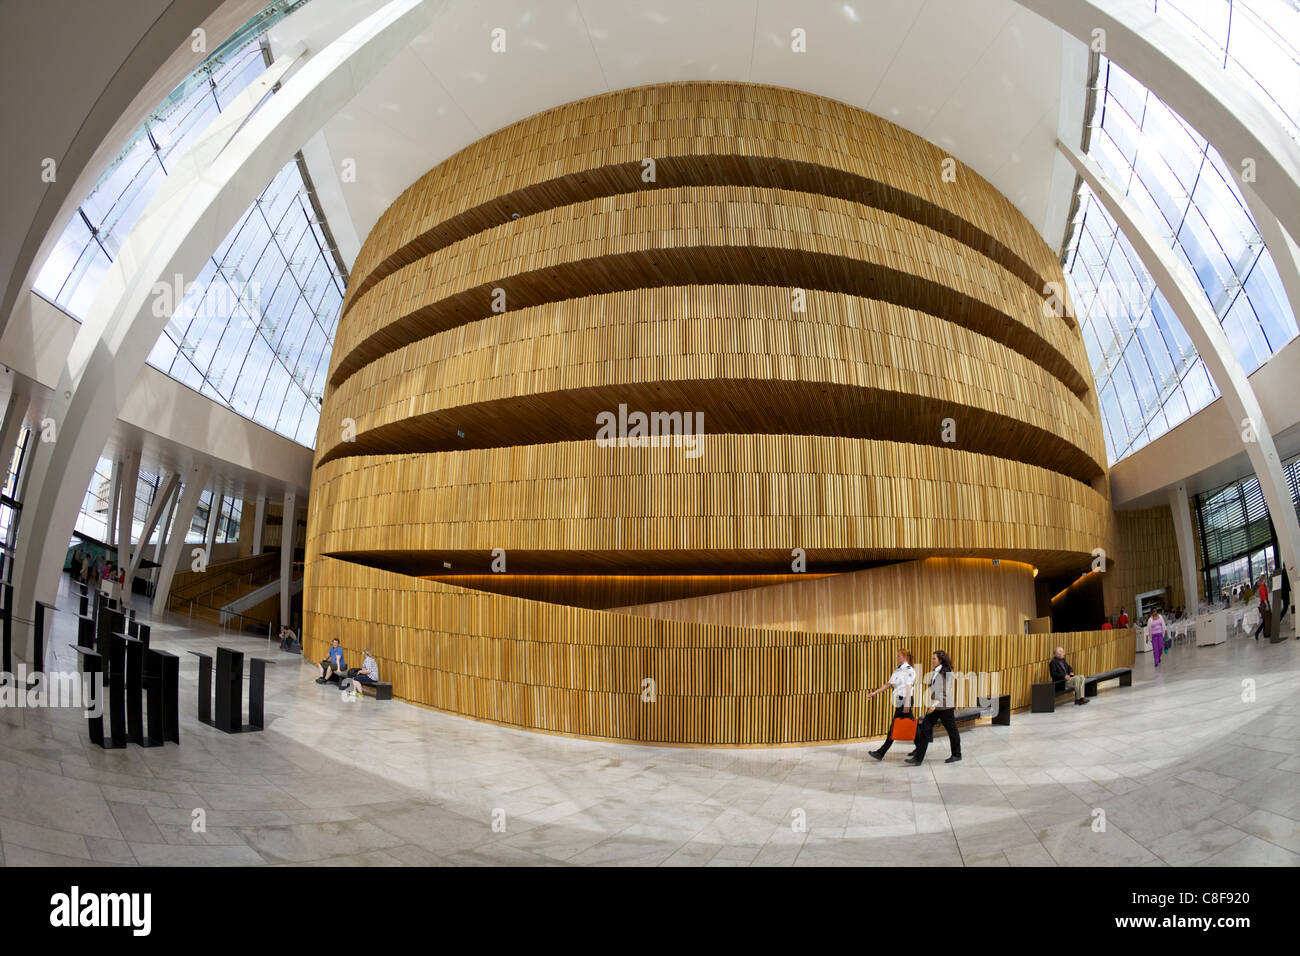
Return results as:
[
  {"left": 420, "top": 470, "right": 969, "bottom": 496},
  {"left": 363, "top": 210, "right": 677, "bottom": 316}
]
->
[
  {"left": 1, "top": 582, "right": 11, "bottom": 675},
  {"left": 78, "top": 591, "right": 89, "bottom": 617},
  {"left": 145, "top": 648, "right": 180, "bottom": 745},
  {"left": 105, "top": 633, "right": 127, "bottom": 748},
  {"left": 193, "top": 652, "right": 213, "bottom": 726},
  {"left": 214, "top": 646, "right": 243, "bottom": 733},
  {"left": 247, "top": 657, "right": 267, "bottom": 730},
  {"left": 32, "top": 601, "right": 51, "bottom": 677},
  {"left": 137, "top": 623, "right": 150, "bottom": 649},
  {"left": 77, "top": 614, "right": 95, "bottom": 650},
  {"left": 123, "top": 636, "right": 145, "bottom": 745},
  {"left": 73, "top": 646, "right": 109, "bottom": 748}
]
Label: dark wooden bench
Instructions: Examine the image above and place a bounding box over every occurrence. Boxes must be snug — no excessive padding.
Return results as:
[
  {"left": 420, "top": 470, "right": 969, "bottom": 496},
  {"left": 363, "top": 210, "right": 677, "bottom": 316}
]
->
[
  {"left": 1032, "top": 667, "right": 1132, "bottom": 712},
  {"left": 954, "top": 694, "right": 1011, "bottom": 726},
  {"left": 358, "top": 681, "right": 392, "bottom": 700}
]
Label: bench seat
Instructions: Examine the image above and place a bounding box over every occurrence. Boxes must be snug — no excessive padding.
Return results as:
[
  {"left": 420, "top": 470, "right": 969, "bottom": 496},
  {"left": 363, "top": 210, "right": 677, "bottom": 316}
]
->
[{"left": 1032, "top": 667, "right": 1132, "bottom": 713}]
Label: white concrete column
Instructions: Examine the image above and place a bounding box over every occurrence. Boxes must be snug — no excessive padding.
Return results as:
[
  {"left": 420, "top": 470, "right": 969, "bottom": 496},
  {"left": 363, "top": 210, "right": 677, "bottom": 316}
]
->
[
  {"left": 1017, "top": 0, "right": 1300, "bottom": 245},
  {"left": 105, "top": 458, "right": 120, "bottom": 546},
  {"left": 115, "top": 447, "right": 139, "bottom": 571},
  {"left": 204, "top": 488, "right": 222, "bottom": 562},
  {"left": 11, "top": 0, "right": 436, "bottom": 661},
  {"left": 127, "top": 471, "right": 178, "bottom": 584},
  {"left": 280, "top": 490, "right": 296, "bottom": 627},
  {"left": 150, "top": 481, "right": 180, "bottom": 586},
  {"left": 252, "top": 494, "right": 267, "bottom": 555},
  {"left": 1059, "top": 139, "right": 1300, "bottom": 588},
  {"left": 0, "top": 388, "right": 29, "bottom": 493},
  {"left": 1167, "top": 484, "right": 1201, "bottom": 613},
  {"left": 151, "top": 462, "right": 211, "bottom": 617}
]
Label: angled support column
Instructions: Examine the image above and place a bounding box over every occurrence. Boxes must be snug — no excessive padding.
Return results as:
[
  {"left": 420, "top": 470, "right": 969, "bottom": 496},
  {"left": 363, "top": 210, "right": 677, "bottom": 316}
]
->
[
  {"left": 252, "top": 494, "right": 266, "bottom": 555},
  {"left": 115, "top": 447, "right": 139, "bottom": 570},
  {"left": 280, "top": 490, "right": 296, "bottom": 628},
  {"left": 11, "top": 0, "right": 438, "bottom": 661},
  {"left": 150, "top": 483, "right": 180, "bottom": 587},
  {"left": 105, "top": 458, "right": 121, "bottom": 547},
  {"left": 127, "top": 471, "right": 178, "bottom": 585},
  {"left": 0, "top": 387, "right": 30, "bottom": 491},
  {"left": 1059, "top": 139, "right": 1300, "bottom": 586},
  {"left": 1017, "top": 0, "right": 1300, "bottom": 246},
  {"left": 204, "top": 489, "right": 222, "bottom": 562},
  {"left": 151, "top": 462, "right": 211, "bottom": 617},
  {"left": 1167, "top": 484, "right": 1201, "bottom": 613}
]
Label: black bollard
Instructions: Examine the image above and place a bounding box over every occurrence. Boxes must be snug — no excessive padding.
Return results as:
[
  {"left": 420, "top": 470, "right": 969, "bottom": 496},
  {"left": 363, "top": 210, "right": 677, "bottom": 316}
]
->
[{"left": 122, "top": 636, "right": 146, "bottom": 745}]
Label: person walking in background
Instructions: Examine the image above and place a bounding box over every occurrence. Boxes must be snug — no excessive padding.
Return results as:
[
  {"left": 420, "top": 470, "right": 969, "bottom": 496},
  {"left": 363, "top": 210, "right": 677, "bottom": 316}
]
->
[
  {"left": 1150, "top": 609, "right": 1166, "bottom": 666},
  {"left": 905, "top": 650, "right": 962, "bottom": 765},
  {"left": 1117, "top": 608, "right": 1129, "bottom": 628},
  {"left": 867, "top": 649, "right": 916, "bottom": 761},
  {"left": 1252, "top": 574, "right": 1271, "bottom": 641}
]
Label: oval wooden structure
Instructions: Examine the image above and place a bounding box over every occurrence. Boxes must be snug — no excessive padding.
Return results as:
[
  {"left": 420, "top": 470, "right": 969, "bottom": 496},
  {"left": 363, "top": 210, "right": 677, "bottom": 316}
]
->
[{"left": 304, "top": 82, "right": 1118, "bottom": 745}]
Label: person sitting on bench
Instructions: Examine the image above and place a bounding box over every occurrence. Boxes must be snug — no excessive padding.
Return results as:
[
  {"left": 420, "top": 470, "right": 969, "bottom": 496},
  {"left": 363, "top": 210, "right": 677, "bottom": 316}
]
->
[
  {"left": 348, "top": 649, "right": 380, "bottom": 697},
  {"left": 316, "top": 638, "right": 345, "bottom": 684},
  {"left": 1050, "top": 647, "right": 1088, "bottom": 706}
]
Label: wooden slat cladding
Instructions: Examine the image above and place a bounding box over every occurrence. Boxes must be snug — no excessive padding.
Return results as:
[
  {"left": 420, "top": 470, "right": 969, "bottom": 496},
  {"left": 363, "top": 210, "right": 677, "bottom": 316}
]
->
[
  {"left": 326, "top": 187, "right": 1092, "bottom": 393},
  {"left": 617, "top": 558, "right": 1038, "bottom": 636},
  {"left": 303, "top": 559, "right": 1133, "bottom": 746},
  {"left": 304, "top": 83, "right": 1118, "bottom": 746},
  {"left": 341, "top": 83, "right": 1062, "bottom": 319},
  {"left": 315, "top": 286, "right": 1105, "bottom": 477},
  {"left": 308, "top": 435, "right": 1112, "bottom": 563}
]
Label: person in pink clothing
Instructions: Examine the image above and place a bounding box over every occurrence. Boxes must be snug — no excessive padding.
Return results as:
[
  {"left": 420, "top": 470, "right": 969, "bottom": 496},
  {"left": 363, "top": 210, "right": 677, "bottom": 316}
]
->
[{"left": 1149, "top": 610, "right": 1166, "bottom": 667}]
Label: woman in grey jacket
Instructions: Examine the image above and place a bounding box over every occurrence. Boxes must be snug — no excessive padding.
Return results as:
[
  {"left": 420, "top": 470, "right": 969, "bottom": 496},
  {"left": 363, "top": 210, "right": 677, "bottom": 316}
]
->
[{"left": 905, "top": 650, "right": 962, "bottom": 765}]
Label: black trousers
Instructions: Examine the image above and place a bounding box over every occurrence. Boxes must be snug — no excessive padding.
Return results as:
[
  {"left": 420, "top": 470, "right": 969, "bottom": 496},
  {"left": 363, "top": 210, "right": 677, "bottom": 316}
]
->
[
  {"left": 876, "top": 704, "right": 912, "bottom": 754},
  {"left": 912, "top": 708, "right": 961, "bottom": 762}
]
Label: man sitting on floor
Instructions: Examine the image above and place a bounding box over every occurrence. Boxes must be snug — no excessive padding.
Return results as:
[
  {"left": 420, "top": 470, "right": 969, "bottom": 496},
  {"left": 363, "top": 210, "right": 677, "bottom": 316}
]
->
[{"left": 1050, "top": 647, "right": 1088, "bottom": 706}]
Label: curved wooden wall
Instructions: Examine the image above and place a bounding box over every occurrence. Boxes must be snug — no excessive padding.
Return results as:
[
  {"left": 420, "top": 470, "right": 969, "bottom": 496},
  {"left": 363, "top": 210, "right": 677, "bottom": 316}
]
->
[
  {"left": 617, "top": 558, "right": 1039, "bottom": 636},
  {"left": 304, "top": 560, "right": 1132, "bottom": 745},
  {"left": 305, "top": 82, "right": 1116, "bottom": 745}
]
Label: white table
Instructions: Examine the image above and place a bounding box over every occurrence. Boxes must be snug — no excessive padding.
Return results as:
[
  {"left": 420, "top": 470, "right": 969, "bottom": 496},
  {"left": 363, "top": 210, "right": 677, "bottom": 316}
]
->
[{"left": 1196, "top": 610, "right": 1225, "bottom": 646}]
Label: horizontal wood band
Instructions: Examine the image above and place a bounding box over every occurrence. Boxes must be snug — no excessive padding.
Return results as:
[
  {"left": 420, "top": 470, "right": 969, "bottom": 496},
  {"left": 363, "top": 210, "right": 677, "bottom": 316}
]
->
[
  {"left": 327, "top": 187, "right": 1091, "bottom": 393},
  {"left": 316, "top": 286, "right": 1104, "bottom": 478},
  {"left": 344, "top": 82, "right": 1062, "bottom": 319}
]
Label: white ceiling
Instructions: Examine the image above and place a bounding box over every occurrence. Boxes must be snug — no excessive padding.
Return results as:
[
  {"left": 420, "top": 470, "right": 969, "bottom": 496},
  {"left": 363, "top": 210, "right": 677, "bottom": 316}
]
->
[{"left": 268, "top": 0, "right": 1090, "bottom": 266}]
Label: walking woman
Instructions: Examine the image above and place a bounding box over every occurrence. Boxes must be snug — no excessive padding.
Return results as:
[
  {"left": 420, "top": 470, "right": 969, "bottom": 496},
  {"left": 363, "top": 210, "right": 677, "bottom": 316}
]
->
[
  {"left": 867, "top": 649, "right": 916, "bottom": 761},
  {"left": 906, "top": 650, "right": 962, "bottom": 765},
  {"left": 1149, "top": 609, "right": 1166, "bottom": 666},
  {"left": 1252, "top": 575, "right": 1272, "bottom": 641}
]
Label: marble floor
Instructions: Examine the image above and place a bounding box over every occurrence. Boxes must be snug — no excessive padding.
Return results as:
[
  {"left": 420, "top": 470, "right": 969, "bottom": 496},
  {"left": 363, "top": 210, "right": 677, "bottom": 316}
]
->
[{"left": 2, "top": 577, "right": 1298, "bottom": 866}]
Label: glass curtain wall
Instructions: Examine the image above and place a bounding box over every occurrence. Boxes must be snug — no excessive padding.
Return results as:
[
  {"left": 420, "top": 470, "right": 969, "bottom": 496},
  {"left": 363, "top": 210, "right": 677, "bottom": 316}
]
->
[
  {"left": 1063, "top": 55, "right": 1298, "bottom": 463},
  {"left": 32, "top": 0, "right": 338, "bottom": 448},
  {"left": 1195, "top": 450, "right": 1300, "bottom": 599}
]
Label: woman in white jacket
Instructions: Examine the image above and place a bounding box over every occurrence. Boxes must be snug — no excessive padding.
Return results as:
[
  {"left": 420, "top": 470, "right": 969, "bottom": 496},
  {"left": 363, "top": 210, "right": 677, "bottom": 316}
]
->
[{"left": 867, "top": 649, "right": 915, "bottom": 761}]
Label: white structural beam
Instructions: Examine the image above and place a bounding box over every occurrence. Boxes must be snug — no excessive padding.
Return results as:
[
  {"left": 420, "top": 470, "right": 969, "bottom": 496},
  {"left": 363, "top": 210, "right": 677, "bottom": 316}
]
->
[
  {"left": 1017, "top": 0, "right": 1300, "bottom": 248},
  {"left": 127, "top": 471, "right": 178, "bottom": 585},
  {"left": 0, "top": 386, "right": 30, "bottom": 493},
  {"left": 151, "top": 462, "right": 211, "bottom": 617},
  {"left": 252, "top": 494, "right": 266, "bottom": 555},
  {"left": 1058, "top": 139, "right": 1300, "bottom": 590},
  {"left": 150, "top": 483, "right": 180, "bottom": 587},
  {"left": 11, "top": 0, "right": 437, "bottom": 661},
  {"left": 1167, "top": 484, "right": 1201, "bottom": 612},
  {"left": 280, "top": 490, "right": 296, "bottom": 628},
  {"left": 115, "top": 446, "right": 139, "bottom": 572},
  {"left": 204, "top": 489, "right": 222, "bottom": 561}
]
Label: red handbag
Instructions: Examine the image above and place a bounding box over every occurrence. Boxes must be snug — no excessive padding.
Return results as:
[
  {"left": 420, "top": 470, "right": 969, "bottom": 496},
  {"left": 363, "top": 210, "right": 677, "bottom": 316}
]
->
[{"left": 891, "top": 715, "right": 918, "bottom": 741}]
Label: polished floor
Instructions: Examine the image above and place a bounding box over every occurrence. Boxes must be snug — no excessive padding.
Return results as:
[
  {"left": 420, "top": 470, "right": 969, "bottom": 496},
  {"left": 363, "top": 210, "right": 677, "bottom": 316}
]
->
[{"left": 1, "top": 577, "right": 1298, "bottom": 866}]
